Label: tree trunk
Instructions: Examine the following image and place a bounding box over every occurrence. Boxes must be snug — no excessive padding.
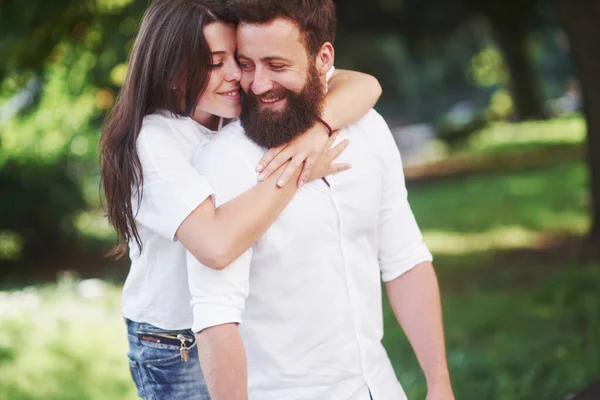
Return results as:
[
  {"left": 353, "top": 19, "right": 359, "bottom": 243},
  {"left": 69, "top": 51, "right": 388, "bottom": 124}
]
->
[
  {"left": 556, "top": 0, "right": 600, "bottom": 254},
  {"left": 490, "top": 17, "right": 545, "bottom": 121}
]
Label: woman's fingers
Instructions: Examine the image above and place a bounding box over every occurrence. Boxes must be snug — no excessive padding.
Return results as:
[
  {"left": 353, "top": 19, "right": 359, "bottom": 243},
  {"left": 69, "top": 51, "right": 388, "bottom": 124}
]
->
[
  {"left": 298, "top": 155, "right": 318, "bottom": 186},
  {"left": 276, "top": 155, "right": 306, "bottom": 187},
  {"left": 260, "top": 131, "right": 350, "bottom": 185},
  {"left": 326, "top": 139, "right": 350, "bottom": 161},
  {"left": 257, "top": 144, "right": 287, "bottom": 176},
  {"left": 328, "top": 162, "right": 352, "bottom": 174},
  {"left": 259, "top": 147, "right": 293, "bottom": 181},
  {"left": 325, "top": 131, "right": 339, "bottom": 148}
]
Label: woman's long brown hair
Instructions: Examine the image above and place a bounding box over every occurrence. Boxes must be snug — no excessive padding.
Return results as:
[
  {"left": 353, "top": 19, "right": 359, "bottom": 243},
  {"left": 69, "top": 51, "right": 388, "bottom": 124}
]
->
[{"left": 100, "top": 0, "right": 234, "bottom": 258}]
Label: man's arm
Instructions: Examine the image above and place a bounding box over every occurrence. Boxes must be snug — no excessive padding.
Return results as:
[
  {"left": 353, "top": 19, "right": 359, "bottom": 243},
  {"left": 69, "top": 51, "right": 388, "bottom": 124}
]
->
[
  {"left": 188, "top": 249, "right": 251, "bottom": 400},
  {"left": 186, "top": 136, "right": 260, "bottom": 400},
  {"left": 373, "top": 112, "right": 454, "bottom": 399},
  {"left": 386, "top": 263, "right": 453, "bottom": 399},
  {"left": 195, "top": 323, "right": 247, "bottom": 400}
]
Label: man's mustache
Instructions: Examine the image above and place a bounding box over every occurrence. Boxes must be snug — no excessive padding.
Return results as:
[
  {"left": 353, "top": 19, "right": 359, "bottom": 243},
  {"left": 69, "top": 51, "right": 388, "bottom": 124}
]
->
[{"left": 245, "top": 87, "right": 292, "bottom": 103}]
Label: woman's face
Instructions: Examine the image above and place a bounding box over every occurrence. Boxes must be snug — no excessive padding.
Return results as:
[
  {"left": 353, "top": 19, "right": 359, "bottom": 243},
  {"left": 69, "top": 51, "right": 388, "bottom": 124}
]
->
[{"left": 192, "top": 22, "right": 242, "bottom": 127}]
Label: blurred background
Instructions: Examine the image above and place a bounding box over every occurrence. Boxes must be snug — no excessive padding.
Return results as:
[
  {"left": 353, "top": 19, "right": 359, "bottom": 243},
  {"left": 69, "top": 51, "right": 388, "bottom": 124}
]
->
[{"left": 1, "top": 0, "right": 599, "bottom": 399}]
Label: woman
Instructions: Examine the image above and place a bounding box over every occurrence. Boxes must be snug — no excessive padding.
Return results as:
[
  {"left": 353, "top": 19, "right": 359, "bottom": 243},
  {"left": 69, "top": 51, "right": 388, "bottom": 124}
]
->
[{"left": 99, "top": 0, "right": 381, "bottom": 399}]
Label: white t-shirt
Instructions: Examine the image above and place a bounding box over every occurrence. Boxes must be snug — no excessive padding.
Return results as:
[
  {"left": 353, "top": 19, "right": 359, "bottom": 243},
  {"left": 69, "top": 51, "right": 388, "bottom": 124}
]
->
[{"left": 121, "top": 110, "right": 217, "bottom": 330}]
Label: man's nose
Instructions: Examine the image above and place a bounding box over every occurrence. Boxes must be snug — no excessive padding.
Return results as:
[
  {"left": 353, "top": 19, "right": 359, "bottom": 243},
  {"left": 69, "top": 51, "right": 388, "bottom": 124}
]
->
[{"left": 251, "top": 68, "right": 273, "bottom": 96}]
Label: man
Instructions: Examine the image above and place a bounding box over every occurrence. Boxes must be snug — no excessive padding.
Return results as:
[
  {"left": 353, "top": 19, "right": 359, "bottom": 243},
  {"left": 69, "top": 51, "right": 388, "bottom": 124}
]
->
[{"left": 187, "top": 1, "right": 454, "bottom": 399}]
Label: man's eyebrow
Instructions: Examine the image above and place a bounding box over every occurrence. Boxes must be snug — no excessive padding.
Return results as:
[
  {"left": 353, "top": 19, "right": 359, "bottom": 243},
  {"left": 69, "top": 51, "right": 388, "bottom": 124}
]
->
[
  {"left": 261, "top": 56, "right": 289, "bottom": 62},
  {"left": 236, "top": 54, "right": 289, "bottom": 62}
]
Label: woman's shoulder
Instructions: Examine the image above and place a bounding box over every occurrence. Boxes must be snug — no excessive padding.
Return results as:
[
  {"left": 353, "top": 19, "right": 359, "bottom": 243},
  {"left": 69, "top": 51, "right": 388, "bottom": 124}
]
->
[
  {"left": 209, "top": 120, "right": 259, "bottom": 153},
  {"left": 138, "top": 111, "right": 211, "bottom": 149},
  {"left": 139, "top": 113, "right": 171, "bottom": 138},
  {"left": 195, "top": 120, "right": 263, "bottom": 169},
  {"left": 141, "top": 110, "right": 190, "bottom": 135}
]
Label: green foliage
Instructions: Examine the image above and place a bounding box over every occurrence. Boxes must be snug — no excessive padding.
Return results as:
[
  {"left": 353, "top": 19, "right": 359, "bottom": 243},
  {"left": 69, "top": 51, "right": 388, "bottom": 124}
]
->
[
  {"left": 0, "top": 1, "right": 150, "bottom": 261},
  {"left": 390, "top": 160, "right": 598, "bottom": 399},
  {"left": 385, "top": 264, "right": 600, "bottom": 400},
  {"left": 0, "top": 158, "right": 87, "bottom": 260},
  {"left": 0, "top": 43, "right": 103, "bottom": 260},
  {"left": 465, "top": 114, "right": 585, "bottom": 154},
  {"left": 0, "top": 1, "right": 595, "bottom": 397},
  {"left": 1, "top": 161, "right": 597, "bottom": 399},
  {"left": 467, "top": 46, "right": 509, "bottom": 88},
  {"left": 432, "top": 112, "right": 584, "bottom": 157},
  {"left": 412, "top": 162, "right": 588, "bottom": 235},
  {"left": 0, "top": 0, "right": 140, "bottom": 80},
  {"left": 0, "top": 275, "right": 136, "bottom": 400},
  {"left": 428, "top": 113, "right": 584, "bottom": 165}
]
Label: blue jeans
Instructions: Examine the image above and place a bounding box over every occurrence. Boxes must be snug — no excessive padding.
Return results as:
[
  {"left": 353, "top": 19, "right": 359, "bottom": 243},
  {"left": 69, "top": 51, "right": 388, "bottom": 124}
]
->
[{"left": 126, "top": 319, "right": 211, "bottom": 400}]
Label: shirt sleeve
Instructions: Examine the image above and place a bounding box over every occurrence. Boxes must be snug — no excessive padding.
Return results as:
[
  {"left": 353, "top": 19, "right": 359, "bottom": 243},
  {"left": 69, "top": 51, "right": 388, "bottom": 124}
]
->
[
  {"left": 326, "top": 66, "right": 336, "bottom": 83},
  {"left": 135, "top": 124, "right": 214, "bottom": 241},
  {"left": 374, "top": 112, "right": 433, "bottom": 282},
  {"left": 186, "top": 134, "right": 259, "bottom": 333}
]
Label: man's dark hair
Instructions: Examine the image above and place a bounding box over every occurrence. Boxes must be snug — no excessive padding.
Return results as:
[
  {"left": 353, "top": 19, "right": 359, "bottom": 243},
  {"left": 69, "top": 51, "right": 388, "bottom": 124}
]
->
[{"left": 230, "top": 0, "right": 336, "bottom": 55}]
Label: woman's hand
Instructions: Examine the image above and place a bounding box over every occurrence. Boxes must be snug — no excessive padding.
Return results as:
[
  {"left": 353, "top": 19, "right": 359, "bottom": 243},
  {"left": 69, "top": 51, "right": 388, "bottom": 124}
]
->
[
  {"left": 307, "top": 132, "right": 350, "bottom": 183},
  {"left": 256, "top": 123, "right": 350, "bottom": 187}
]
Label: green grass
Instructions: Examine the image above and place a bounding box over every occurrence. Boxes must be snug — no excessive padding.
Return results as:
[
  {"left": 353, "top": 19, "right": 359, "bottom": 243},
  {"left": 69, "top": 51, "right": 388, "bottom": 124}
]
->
[
  {"left": 1, "top": 159, "right": 598, "bottom": 400},
  {"left": 416, "top": 115, "right": 586, "bottom": 167},
  {"left": 0, "top": 276, "right": 136, "bottom": 400},
  {"left": 412, "top": 162, "right": 589, "bottom": 238},
  {"left": 385, "top": 263, "right": 600, "bottom": 400},
  {"left": 385, "top": 159, "right": 599, "bottom": 399},
  {"left": 459, "top": 115, "right": 586, "bottom": 156}
]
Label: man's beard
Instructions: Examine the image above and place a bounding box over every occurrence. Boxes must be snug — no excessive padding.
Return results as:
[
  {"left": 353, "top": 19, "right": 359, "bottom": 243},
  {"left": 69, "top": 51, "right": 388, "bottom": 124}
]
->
[{"left": 240, "top": 65, "right": 325, "bottom": 149}]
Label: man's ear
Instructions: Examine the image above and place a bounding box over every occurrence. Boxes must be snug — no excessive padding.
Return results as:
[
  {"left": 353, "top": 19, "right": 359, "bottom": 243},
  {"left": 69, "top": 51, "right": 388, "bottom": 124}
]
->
[{"left": 316, "top": 42, "right": 334, "bottom": 76}]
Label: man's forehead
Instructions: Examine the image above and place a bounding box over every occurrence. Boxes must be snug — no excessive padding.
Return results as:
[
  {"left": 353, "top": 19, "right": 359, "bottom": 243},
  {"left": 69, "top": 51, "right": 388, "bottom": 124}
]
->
[{"left": 236, "top": 18, "right": 304, "bottom": 57}]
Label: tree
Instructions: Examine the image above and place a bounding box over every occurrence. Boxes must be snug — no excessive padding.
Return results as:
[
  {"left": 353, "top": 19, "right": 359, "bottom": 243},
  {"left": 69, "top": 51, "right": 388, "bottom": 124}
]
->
[
  {"left": 0, "top": 0, "right": 148, "bottom": 262},
  {"left": 336, "top": 0, "right": 547, "bottom": 121},
  {"left": 0, "top": 0, "right": 93, "bottom": 81},
  {"left": 463, "top": 0, "right": 546, "bottom": 120},
  {"left": 555, "top": 0, "right": 600, "bottom": 254}
]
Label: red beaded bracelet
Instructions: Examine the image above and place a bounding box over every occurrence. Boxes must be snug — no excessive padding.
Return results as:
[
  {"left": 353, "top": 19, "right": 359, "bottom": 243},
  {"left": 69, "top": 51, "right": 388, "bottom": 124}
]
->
[{"left": 316, "top": 117, "right": 334, "bottom": 137}]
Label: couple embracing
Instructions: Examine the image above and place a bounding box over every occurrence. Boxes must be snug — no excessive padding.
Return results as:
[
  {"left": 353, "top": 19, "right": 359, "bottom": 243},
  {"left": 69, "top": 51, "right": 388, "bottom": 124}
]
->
[{"left": 100, "top": 0, "right": 454, "bottom": 399}]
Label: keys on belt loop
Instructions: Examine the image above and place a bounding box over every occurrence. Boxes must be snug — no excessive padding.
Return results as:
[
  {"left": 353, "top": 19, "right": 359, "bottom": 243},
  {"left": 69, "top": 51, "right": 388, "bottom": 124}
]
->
[{"left": 177, "top": 334, "right": 190, "bottom": 363}]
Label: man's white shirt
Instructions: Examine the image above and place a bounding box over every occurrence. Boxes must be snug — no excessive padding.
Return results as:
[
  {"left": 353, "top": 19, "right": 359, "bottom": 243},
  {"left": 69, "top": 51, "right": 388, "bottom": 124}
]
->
[{"left": 187, "top": 110, "right": 433, "bottom": 400}]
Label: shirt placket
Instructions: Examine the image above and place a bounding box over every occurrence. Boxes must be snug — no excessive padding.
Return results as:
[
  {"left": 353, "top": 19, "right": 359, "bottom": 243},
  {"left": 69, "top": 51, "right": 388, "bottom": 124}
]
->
[{"left": 327, "top": 184, "right": 369, "bottom": 384}]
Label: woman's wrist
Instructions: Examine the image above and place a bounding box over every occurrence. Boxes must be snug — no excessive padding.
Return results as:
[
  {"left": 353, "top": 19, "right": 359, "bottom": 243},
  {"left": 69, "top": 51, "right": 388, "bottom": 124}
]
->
[{"left": 315, "top": 117, "right": 334, "bottom": 137}]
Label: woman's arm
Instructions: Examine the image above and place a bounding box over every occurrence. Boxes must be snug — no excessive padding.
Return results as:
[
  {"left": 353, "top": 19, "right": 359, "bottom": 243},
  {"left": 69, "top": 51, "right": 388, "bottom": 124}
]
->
[
  {"left": 179, "top": 70, "right": 379, "bottom": 269},
  {"left": 257, "top": 69, "right": 381, "bottom": 186},
  {"left": 177, "top": 134, "right": 348, "bottom": 270},
  {"left": 325, "top": 68, "right": 382, "bottom": 129}
]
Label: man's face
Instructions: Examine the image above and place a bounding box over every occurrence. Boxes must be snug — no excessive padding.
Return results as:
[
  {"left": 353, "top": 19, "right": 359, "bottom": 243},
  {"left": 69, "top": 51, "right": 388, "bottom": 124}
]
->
[{"left": 236, "top": 18, "right": 325, "bottom": 148}]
